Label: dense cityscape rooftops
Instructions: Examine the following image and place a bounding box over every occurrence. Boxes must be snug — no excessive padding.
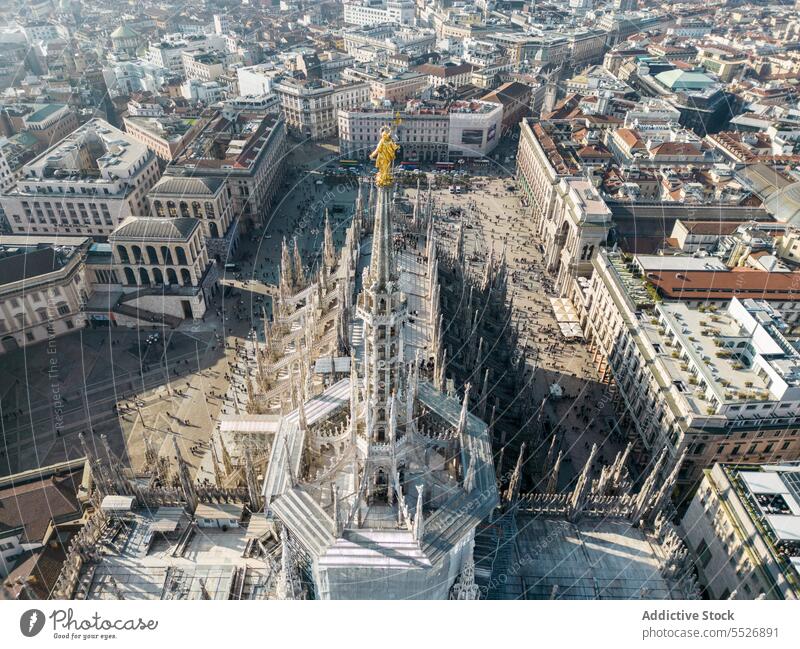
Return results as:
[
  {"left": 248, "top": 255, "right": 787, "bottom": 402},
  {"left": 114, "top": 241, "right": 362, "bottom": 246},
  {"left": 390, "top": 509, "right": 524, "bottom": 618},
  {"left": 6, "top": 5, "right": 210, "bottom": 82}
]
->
[{"left": 3, "top": 0, "right": 800, "bottom": 609}]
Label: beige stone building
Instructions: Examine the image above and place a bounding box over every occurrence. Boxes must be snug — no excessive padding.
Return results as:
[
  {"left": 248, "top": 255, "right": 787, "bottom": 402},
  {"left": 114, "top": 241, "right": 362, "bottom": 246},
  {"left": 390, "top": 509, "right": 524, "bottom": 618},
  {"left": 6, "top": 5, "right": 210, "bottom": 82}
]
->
[
  {"left": 147, "top": 176, "right": 238, "bottom": 260},
  {"left": 542, "top": 177, "right": 611, "bottom": 294},
  {"left": 681, "top": 463, "right": 800, "bottom": 599},
  {"left": 0, "top": 235, "right": 91, "bottom": 353},
  {"left": 576, "top": 249, "right": 800, "bottom": 488},
  {"left": 342, "top": 67, "right": 428, "bottom": 104},
  {"left": 339, "top": 98, "right": 503, "bottom": 162},
  {"left": 516, "top": 118, "right": 610, "bottom": 294},
  {"left": 0, "top": 119, "right": 161, "bottom": 236},
  {"left": 166, "top": 111, "right": 286, "bottom": 228},
  {"left": 181, "top": 50, "right": 225, "bottom": 83},
  {"left": 123, "top": 115, "right": 203, "bottom": 164},
  {"left": 273, "top": 77, "right": 370, "bottom": 140},
  {"left": 109, "top": 216, "right": 216, "bottom": 320}
]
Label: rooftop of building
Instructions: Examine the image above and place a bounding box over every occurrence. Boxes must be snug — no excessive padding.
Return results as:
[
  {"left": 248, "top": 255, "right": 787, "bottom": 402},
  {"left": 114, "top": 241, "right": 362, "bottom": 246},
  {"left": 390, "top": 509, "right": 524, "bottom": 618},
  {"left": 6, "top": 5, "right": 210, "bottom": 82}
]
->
[
  {"left": 0, "top": 460, "right": 86, "bottom": 544},
  {"left": 0, "top": 238, "right": 86, "bottom": 287},
  {"left": 524, "top": 118, "right": 582, "bottom": 176},
  {"left": 124, "top": 115, "right": 199, "bottom": 143},
  {"left": 23, "top": 102, "right": 67, "bottom": 124},
  {"left": 110, "top": 25, "right": 139, "bottom": 40},
  {"left": 170, "top": 111, "right": 281, "bottom": 172},
  {"left": 566, "top": 177, "right": 612, "bottom": 222},
  {"left": 480, "top": 81, "right": 533, "bottom": 107},
  {"left": 646, "top": 265, "right": 800, "bottom": 301},
  {"left": 110, "top": 216, "right": 199, "bottom": 241},
  {"left": 344, "top": 97, "right": 500, "bottom": 117},
  {"left": 24, "top": 118, "right": 151, "bottom": 182},
  {"left": 717, "top": 463, "right": 800, "bottom": 593},
  {"left": 0, "top": 134, "right": 38, "bottom": 170},
  {"left": 148, "top": 175, "right": 226, "bottom": 197},
  {"left": 635, "top": 253, "right": 729, "bottom": 272},
  {"left": 599, "top": 251, "right": 800, "bottom": 411},
  {"left": 651, "top": 298, "right": 800, "bottom": 412}
]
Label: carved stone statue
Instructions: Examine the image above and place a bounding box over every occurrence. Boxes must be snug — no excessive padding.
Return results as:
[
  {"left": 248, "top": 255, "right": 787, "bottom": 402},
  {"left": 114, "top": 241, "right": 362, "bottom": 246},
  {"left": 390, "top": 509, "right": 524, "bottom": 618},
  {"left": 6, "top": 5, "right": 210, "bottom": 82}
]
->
[{"left": 369, "top": 127, "right": 399, "bottom": 187}]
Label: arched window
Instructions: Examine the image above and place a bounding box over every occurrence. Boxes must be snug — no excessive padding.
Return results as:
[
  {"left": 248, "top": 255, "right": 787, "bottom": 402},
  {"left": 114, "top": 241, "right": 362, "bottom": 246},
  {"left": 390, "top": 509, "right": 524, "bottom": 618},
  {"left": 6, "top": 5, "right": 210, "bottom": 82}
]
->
[
  {"left": 180, "top": 268, "right": 192, "bottom": 285},
  {"left": 192, "top": 201, "right": 202, "bottom": 218},
  {"left": 176, "top": 247, "right": 188, "bottom": 265},
  {"left": 139, "top": 268, "right": 151, "bottom": 285},
  {"left": 116, "top": 245, "right": 130, "bottom": 263},
  {"left": 153, "top": 200, "right": 165, "bottom": 218},
  {"left": 131, "top": 245, "right": 142, "bottom": 263},
  {"left": 209, "top": 222, "right": 219, "bottom": 238},
  {"left": 152, "top": 268, "right": 164, "bottom": 284},
  {"left": 167, "top": 201, "right": 177, "bottom": 218},
  {"left": 123, "top": 267, "right": 136, "bottom": 285},
  {"left": 179, "top": 201, "right": 190, "bottom": 218},
  {"left": 166, "top": 268, "right": 178, "bottom": 285},
  {"left": 204, "top": 201, "right": 215, "bottom": 219},
  {"left": 146, "top": 245, "right": 158, "bottom": 265},
  {"left": 161, "top": 246, "right": 173, "bottom": 264}
]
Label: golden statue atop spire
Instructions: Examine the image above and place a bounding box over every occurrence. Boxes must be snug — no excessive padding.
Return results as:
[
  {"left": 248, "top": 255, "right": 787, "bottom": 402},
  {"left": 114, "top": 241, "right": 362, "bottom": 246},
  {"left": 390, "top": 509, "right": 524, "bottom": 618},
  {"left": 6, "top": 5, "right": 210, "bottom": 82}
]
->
[{"left": 369, "top": 126, "right": 399, "bottom": 187}]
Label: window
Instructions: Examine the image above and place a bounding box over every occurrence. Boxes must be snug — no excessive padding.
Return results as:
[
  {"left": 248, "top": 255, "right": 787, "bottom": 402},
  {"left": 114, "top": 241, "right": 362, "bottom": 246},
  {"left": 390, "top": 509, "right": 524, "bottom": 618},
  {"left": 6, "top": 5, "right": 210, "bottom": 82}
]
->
[{"left": 697, "top": 538, "right": 712, "bottom": 568}]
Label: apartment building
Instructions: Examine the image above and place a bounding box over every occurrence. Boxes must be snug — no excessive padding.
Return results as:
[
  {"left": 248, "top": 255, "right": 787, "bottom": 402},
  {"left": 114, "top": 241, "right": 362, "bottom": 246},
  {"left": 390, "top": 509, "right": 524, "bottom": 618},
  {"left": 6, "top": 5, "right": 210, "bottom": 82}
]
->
[
  {"left": 341, "top": 66, "right": 428, "bottom": 104},
  {"left": 517, "top": 118, "right": 580, "bottom": 235},
  {"left": 338, "top": 98, "right": 502, "bottom": 161},
  {"left": 578, "top": 249, "right": 800, "bottom": 487},
  {"left": 145, "top": 34, "right": 227, "bottom": 77},
  {"left": 343, "top": 0, "right": 415, "bottom": 26},
  {"left": 16, "top": 104, "right": 80, "bottom": 152},
  {"left": 123, "top": 115, "right": 203, "bottom": 164},
  {"left": 273, "top": 77, "right": 370, "bottom": 140},
  {"left": 339, "top": 103, "right": 449, "bottom": 161},
  {"left": 0, "top": 141, "right": 19, "bottom": 194},
  {"left": 415, "top": 61, "right": 475, "bottom": 89},
  {"left": 182, "top": 50, "right": 225, "bottom": 82},
  {"left": 0, "top": 459, "right": 86, "bottom": 580},
  {"left": 682, "top": 463, "right": 800, "bottom": 599},
  {"left": 480, "top": 81, "right": 533, "bottom": 135},
  {"left": 236, "top": 63, "right": 280, "bottom": 97},
  {"left": 342, "top": 24, "right": 436, "bottom": 63},
  {"left": 0, "top": 119, "right": 161, "bottom": 236},
  {"left": 0, "top": 235, "right": 92, "bottom": 353}
]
